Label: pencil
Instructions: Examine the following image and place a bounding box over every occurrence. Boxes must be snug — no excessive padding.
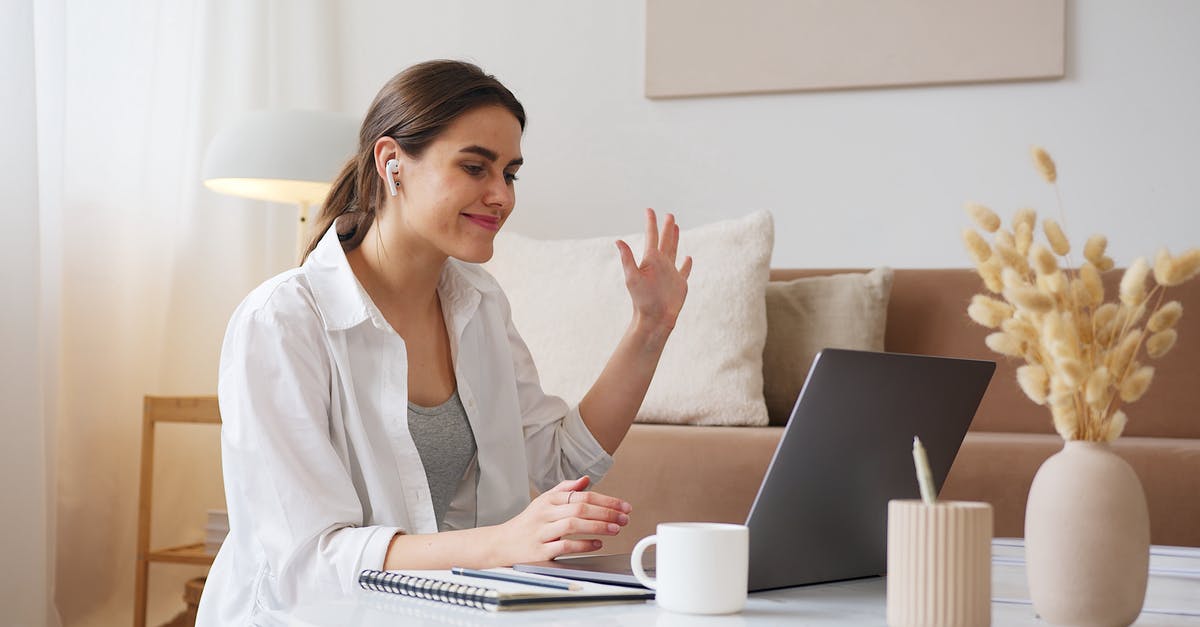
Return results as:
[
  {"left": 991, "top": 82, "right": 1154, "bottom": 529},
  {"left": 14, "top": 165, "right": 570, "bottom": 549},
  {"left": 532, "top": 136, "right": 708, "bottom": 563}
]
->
[{"left": 912, "top": 436, "right": 937, "bottom": 505}]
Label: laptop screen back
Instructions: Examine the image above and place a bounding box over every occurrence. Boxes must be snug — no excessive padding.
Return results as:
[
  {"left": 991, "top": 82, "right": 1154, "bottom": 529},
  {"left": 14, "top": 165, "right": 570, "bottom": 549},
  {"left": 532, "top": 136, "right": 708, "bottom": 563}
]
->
[{"left": 745, "top": 349, "right": 994, "bottom": 591}]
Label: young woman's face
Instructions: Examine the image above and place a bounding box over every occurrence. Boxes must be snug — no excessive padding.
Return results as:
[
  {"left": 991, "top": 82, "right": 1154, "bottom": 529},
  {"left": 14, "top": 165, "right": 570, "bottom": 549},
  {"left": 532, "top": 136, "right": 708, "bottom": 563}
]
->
[{"left": 386, "top": 105, "right": 523, "bottom": 264}]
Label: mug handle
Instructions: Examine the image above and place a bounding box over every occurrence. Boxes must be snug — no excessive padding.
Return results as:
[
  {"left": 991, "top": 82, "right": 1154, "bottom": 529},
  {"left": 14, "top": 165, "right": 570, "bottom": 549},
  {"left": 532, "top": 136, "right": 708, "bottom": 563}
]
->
[{"left": 630, "top": 534, "right": 658, "bottom": 590}]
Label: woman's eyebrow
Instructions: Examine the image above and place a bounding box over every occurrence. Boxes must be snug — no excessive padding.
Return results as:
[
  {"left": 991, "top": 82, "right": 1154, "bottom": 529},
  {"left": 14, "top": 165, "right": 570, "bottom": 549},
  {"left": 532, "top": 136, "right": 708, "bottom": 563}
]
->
[{"left": 460, "top": 145, "right": 523, "bottom": 167}]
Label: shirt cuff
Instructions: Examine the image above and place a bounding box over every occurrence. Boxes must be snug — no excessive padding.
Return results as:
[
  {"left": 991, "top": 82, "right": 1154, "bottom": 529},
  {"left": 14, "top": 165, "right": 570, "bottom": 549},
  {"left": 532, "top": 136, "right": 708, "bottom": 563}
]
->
[
  {"left": 361, "top": 525, "right": 404, "bottom": 572},
  {"left": 563, "top": 405, "right": 615, "bottom": 482}
]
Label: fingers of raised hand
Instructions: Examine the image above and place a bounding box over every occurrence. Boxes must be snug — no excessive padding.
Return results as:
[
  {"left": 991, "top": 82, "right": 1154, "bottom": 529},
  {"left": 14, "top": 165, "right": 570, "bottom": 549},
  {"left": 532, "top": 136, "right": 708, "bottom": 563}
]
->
[
  {"left": 661, "top": 213, "right": 679, "bottom": 264},
  {"left": 643, "top": 208, "right": 659, "bottom": 258},
  {"left": 679, "top": 255, "right": 693, "bottom": 281},
  {"left": 615, "top": 239, "right": 638, "bottom": 278}
]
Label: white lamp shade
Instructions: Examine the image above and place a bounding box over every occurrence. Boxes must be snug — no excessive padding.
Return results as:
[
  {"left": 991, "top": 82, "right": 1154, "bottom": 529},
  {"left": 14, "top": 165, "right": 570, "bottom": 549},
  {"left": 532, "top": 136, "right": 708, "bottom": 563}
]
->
[{"left": 202, "top": 110, "right": 359, "bottom": 206}]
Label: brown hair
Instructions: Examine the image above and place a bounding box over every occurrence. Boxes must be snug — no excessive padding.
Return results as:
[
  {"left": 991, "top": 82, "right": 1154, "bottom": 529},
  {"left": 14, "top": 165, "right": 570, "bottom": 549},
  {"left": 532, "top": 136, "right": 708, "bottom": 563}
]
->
[{"left": 302, "top": 60, "right": 526, "bottom": 261}]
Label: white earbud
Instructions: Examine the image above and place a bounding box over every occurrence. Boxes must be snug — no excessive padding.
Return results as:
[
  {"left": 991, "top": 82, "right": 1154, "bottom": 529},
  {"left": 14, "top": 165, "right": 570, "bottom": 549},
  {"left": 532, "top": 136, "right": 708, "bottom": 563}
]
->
[{"left": 385, "top": 158, "right": 400, "bottom": 197}]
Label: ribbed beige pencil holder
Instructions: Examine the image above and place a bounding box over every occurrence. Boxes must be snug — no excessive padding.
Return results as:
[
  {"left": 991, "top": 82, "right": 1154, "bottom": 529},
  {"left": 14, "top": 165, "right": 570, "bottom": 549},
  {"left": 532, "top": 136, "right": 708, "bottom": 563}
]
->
[{"left": 887, "top": 500, "right": 993, "bottom": 627}]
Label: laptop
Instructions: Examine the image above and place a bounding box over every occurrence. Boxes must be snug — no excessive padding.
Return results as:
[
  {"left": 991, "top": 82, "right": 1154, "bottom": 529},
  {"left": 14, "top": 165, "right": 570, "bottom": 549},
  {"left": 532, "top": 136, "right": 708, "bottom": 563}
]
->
[{"left": 514, "top": 349, "right": 995, "bottom": 592}]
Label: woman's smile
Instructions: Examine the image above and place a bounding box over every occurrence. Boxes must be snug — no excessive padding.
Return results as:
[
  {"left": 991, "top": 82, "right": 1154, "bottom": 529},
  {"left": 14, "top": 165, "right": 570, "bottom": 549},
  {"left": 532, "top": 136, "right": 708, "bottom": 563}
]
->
[{"left": 461, "top": 212, "right": 501, "bottom": 232}]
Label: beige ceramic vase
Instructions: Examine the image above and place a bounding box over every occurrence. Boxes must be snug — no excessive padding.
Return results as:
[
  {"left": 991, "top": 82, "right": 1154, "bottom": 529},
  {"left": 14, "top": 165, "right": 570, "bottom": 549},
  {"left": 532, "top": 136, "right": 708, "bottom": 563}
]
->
[{"left": 1024, "top": 441, "right": 1150, "bottom": 627}]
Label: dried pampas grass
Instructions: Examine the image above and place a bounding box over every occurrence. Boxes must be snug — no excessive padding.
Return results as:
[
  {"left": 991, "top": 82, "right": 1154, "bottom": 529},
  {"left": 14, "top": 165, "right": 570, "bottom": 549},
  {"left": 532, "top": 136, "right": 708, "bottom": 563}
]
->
[
  {"left": 1161, "top": 249, "right": 1200, "bottom": 287},
  {"left": 1002, "top": 316, "right": 1039, "bottom": 345},
  {"left": 1032, "top": 146, "right": 1057, "bottom": 183},
  {"left": 1108, "top": 330, "right": 1143, "bottom": 380},
  {"left": 1079, "top": 263, "right": 1104, "bottom": 307},
  {"left": 1154, "top": 249, "right": 1173, "bottom": 285},
  {"left": 1148, "top": 301, "right": 1183, "bottom": 333},
  {"left": 962, "top": 229, "right": 992, "bottom": 264},
  {"left": 1084, "top": 235, "right": 1108, "bottom": 266},
  {"left": 1032, "top": 244, "right": 1058, "bottom": 276},
  {"left": 967, "top": 203, "right": 1001, "bottom": 233},
  {"left": 1119, "top": 258, "right": 1150, "bottom": 306},
  {"left": 1177, "top": 250, "right": 1200, "bottom": 283},
  {"left": 978, "top": 262, "right": 1004, "bottom": 293},
  {"left": 1105, "top": 410, "right": 1128, "bottom": 441},
  {"left": 1084, "top": 367, "right": 1112, "bottom": 407},
  {"left": 1005, "top": 285, "right": 1055, "bottom": 314},
  {"left": 1146, "top": 329, "right": 1177, "bottom": 359},
  {"left": 968, "top": 295, "right": 1013, "bottom": 328},
  {"left": 1015, "top": 220, "right": 1034, "bottom": 256},
  {"left": 1017, "top": 364, "right": 1049, "bottom": 405},
  {"left": 985, "top": 332, "right": 1024, "bottom": 357},
  {"left": 1119, "top": 366, "right": 1155, "bottom": 403},
  {"left": 1155, "top": 249, "right": 1200, "bottom": 287},
  {"left": 1043, "top": 220, "right": 1071, "bottom": 256},
  {"left": 963, "top": 146, "right": 1198, "bottom": 442}
]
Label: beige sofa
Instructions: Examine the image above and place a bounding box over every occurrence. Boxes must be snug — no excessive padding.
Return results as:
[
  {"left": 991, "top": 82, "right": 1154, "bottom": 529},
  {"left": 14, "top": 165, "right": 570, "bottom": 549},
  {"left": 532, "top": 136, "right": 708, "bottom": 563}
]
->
[{"left": 595, "top": 268, "right": 1200, "bottom": 552}]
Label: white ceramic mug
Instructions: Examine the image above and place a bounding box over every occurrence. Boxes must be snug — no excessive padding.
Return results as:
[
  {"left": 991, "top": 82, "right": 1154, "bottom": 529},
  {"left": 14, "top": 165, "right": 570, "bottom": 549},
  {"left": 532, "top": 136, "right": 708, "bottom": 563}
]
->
[{"left": 630, "top": 522, "right": 749, "bottom": 615}]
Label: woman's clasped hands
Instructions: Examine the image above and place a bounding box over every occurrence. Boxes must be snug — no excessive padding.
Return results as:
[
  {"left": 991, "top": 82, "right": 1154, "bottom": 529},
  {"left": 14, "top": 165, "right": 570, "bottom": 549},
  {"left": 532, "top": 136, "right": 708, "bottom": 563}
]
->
[{"left": 490, "top": 476, "right": 632, "bottom": 564}]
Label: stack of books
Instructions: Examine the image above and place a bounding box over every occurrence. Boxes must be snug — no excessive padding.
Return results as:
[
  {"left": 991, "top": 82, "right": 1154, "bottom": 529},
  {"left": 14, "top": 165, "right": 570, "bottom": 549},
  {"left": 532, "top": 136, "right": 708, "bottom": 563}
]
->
[{"left": 205, "top": 510, "right": 229, "bottom": 555}]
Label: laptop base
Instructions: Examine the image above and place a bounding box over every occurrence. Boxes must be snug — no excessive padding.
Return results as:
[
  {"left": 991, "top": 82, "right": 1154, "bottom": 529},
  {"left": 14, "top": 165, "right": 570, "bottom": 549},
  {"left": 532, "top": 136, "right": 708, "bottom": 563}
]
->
[{"left": 514, "top": 552, "right": 654, "bottom": 588}]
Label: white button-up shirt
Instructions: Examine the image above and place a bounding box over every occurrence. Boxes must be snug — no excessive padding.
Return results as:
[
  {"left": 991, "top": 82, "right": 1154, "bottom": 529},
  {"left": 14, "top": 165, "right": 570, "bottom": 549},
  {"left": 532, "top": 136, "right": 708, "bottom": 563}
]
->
[{"left": 197, "top": 222, "right": 613, "bottom": 626}]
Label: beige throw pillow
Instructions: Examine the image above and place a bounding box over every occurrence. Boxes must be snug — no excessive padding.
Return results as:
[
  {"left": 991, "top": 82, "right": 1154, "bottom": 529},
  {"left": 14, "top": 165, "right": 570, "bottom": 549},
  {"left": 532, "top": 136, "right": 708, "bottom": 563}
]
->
[
  {"left": 763, "top": 268, "right": 894, "bottom": 425},
  {"left": 485, "top": 211, "right": 774, "bottom": 426}
]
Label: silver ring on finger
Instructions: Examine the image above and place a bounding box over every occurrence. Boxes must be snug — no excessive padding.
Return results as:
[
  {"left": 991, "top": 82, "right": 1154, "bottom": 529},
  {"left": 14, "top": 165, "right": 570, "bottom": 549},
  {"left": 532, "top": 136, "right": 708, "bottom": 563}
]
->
[{"left": 567, "top": 491, "right": 576, "bottom": 504}]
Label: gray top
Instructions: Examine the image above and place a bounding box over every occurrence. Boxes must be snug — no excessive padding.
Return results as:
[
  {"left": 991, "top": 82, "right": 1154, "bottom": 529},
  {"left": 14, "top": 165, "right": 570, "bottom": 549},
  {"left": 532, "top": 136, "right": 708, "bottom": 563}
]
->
[{"left": 408, "top": 391, "right": 477, "bottom": 531}]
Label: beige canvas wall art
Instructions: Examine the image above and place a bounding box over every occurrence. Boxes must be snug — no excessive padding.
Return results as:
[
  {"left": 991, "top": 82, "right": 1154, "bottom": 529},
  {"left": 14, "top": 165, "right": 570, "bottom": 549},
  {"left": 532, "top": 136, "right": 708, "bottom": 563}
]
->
[{"left": 645, "top": 0, "right": 1067, "bottom": 98}]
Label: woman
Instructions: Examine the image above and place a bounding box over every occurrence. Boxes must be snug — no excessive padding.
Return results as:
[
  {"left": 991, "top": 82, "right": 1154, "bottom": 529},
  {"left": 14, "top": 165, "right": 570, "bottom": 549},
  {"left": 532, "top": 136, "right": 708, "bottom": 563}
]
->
[{"left": 196, "top": 60, "right": 692, "bottom": 624}]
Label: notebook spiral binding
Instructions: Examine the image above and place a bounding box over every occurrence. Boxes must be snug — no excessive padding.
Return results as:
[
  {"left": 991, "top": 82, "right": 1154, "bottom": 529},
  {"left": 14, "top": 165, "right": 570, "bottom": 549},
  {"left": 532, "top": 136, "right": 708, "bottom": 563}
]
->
[{"left": 358, "top": 569, "right": 497, "bottom": 610}]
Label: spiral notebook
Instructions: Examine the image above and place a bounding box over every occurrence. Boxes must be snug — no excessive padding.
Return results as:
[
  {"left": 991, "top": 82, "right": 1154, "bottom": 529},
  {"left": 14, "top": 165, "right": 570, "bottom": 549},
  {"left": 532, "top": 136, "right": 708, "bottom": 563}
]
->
[{"left": 358, "top": 568, "right": 654, "bottom": 612}]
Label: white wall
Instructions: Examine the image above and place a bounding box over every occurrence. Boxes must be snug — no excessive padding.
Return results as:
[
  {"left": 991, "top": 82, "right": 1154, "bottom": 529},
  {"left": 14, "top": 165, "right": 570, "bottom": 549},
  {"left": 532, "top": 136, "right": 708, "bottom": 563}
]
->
[
  {"left": 338, "top": 1, "right": 1200, "bottom": 268},
  {"left": 0, "top": 1, "right": 53, "bottom": 626}
]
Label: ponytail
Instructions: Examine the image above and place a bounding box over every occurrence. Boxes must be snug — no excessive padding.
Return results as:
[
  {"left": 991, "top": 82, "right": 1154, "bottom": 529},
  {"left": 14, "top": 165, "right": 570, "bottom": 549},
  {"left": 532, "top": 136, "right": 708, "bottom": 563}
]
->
[{"left": 301, "top": 154, "right": 375, "bottom": 262}]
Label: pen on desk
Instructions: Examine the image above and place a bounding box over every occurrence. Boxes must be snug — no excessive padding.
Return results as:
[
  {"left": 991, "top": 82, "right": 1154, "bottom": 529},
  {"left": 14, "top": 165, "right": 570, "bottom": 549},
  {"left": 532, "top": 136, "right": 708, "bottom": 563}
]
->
[
  {"left": 450, "top": 567, "right": 583, "bottom": 591},
  {"left": 912, "top": 436, "right": 937, "bottom": 505}
]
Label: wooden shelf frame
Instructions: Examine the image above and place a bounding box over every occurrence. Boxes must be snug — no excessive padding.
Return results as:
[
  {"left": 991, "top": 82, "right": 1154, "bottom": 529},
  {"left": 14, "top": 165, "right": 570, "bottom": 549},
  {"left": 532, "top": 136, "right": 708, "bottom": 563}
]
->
[
  {"left": 134, "top": 396, "right": 221, "bottom": 627},
  {"left": 146, "top": 542, "right": 215, "bottom": 565}
]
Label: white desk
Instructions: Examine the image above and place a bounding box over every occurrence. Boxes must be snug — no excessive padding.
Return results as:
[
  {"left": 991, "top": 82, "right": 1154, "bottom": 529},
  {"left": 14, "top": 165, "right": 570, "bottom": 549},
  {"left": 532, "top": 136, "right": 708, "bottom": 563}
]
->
[{"left": 262, "top": 540, "right": 1200, "bottom": 626}]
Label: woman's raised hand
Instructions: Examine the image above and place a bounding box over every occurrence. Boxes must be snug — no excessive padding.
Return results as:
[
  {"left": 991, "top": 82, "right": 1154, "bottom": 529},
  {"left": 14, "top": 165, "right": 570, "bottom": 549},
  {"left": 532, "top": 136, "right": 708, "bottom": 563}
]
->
[
  {"left": 615, "top": 209, "right": 693, "bottom": 331},
  {"left": 490, "top": 476, "right": 632, "bottom": 565}
]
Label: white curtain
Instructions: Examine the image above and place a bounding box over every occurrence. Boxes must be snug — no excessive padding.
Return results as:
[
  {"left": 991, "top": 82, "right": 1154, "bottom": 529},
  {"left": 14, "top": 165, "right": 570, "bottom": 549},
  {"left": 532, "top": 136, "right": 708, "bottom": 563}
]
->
[
  {"left": 26, "top": 1, "right": 341, "bottom": 624},
  {"left": 1, "top": 1, "right": 57, "bottom": 625}
]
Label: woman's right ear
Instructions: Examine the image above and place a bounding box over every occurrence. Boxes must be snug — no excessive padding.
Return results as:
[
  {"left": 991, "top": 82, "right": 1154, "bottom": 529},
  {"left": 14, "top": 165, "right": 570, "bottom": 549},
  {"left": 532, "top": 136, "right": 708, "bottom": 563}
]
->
[
  {"left": 373, "top": 137, "right": 403, "bottom": 198},
  {"left": 385, "top": 158, "right": 400, "bottom": 197}
]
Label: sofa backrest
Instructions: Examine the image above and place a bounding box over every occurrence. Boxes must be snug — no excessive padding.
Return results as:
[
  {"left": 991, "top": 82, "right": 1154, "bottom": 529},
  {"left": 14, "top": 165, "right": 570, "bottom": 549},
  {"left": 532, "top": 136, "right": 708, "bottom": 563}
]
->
[{"left": 770, "top": 269, "right": 1200, "bottom": 439}]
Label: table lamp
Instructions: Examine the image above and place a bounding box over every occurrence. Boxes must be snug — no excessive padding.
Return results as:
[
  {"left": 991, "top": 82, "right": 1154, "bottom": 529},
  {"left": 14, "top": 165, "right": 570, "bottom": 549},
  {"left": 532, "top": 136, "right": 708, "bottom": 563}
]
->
[{"left": 202, "top": 110, "right": 358, "bottom": 259}]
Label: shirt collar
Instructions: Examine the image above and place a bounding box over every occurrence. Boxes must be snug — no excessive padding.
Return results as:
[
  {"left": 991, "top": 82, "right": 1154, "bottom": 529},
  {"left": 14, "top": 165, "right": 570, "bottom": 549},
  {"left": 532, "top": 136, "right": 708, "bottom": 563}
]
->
[{"left": 303, "top": 217, "right": 498, "bottom": 332}]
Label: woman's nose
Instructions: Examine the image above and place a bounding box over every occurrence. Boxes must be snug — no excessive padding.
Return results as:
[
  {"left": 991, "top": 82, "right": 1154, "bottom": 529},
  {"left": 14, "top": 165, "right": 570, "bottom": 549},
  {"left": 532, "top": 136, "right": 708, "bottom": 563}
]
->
[{"left": 484, "top": 174, "right": 514, "bottom": 209}]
